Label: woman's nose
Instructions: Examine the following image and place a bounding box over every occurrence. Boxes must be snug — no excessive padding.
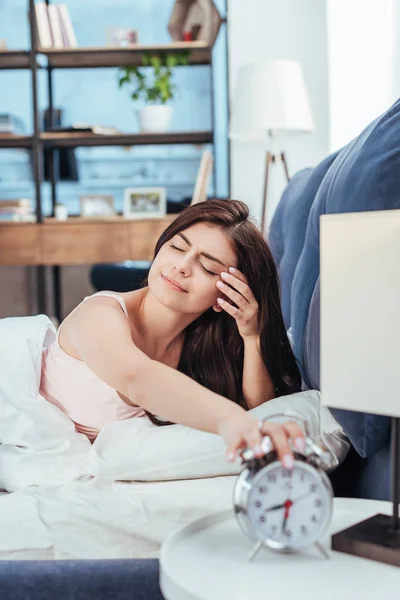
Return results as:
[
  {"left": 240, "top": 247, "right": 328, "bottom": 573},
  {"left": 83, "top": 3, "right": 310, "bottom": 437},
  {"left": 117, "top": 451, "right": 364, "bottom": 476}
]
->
[{"left": 174, "top": 255, "right": 192, "bottom": 275}]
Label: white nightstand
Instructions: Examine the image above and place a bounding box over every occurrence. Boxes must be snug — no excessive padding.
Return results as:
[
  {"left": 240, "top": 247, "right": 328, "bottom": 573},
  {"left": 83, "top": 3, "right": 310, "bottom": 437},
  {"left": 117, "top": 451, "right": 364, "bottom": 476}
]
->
[{"left": 160, "top": 498, "right": 399, "bottom": 600}]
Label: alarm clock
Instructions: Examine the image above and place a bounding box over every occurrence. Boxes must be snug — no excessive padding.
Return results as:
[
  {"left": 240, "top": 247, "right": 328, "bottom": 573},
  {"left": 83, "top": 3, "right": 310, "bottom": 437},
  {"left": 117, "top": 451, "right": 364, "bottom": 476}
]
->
[{"left": 233, "top": 413, "right": 335, "bottom": 561}]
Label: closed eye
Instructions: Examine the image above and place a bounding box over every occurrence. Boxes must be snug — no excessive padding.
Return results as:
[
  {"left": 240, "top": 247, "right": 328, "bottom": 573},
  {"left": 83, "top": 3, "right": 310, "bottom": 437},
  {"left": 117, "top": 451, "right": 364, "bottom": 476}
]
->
[
  {"left": 169, "top": 244, "right": 217, "bottom": 276},
  {"left": 201, "top": 266, "right": 218, "bottom": 276}
]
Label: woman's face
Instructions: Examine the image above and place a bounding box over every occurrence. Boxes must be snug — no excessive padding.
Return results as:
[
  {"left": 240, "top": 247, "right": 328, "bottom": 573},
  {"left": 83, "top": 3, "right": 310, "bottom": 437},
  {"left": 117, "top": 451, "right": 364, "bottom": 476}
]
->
[{"left": 148, "top": 222, "right": 238, "bottom": 314}]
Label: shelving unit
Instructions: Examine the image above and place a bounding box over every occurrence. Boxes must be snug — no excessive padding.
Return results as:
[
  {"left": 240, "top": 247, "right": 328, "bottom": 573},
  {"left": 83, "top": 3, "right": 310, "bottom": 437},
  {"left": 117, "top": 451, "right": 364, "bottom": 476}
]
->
[
  {"left": 0, "top": 134, "right": 33, "bottom": 148},
  {"left": 0, "top": 0, "right": 229, "bottom": 319},
  {"left": 39, "top": 42, "right": 212, "bottom": 69},
  {"left": 40, "top": 130, "right": 213, "bottom": 148},
  {"left": 0, "top": 50, "right": 32, "bottom": 70}
]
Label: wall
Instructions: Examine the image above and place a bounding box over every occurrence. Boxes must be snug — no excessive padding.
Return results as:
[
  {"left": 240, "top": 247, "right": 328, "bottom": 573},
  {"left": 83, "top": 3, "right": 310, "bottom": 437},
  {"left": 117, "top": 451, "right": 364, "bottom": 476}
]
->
[
  {"left": 327, "top": 0, "right": 400, "bottom": 151},
  {"left": 327, "top": 0, "right": 400, "bottom": 152},
  {"left": 227, "top": 0, "right": 330, "bottom": 227}
]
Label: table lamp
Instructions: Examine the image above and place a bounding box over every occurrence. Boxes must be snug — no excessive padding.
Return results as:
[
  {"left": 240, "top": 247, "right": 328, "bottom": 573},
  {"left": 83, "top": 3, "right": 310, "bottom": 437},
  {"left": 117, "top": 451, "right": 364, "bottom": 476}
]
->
[
  {"left": 229, "top": 59, "right": 314, "bottom": 234},
  {"left": 321, "top": 209, "right": 400, "bottom": 566}
]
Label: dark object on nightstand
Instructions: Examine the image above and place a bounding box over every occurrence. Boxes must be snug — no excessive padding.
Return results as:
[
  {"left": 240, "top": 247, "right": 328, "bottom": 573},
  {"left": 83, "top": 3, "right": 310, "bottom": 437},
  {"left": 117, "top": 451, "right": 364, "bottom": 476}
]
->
[{"left": 331, "top": 417, "right": 400, "bottom": 567}]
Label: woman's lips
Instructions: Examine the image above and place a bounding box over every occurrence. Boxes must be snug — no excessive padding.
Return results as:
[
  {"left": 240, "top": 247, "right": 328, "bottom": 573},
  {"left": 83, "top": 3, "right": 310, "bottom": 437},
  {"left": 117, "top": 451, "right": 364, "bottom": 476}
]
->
[{"left": 162, "top": 275, "right": 188, "bottom": 292}]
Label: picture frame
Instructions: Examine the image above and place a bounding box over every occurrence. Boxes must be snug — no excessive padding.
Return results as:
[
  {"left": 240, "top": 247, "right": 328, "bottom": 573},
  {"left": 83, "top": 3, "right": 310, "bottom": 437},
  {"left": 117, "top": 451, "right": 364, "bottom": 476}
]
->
[
  {"left": 123, "top": 187, "right": 167, "bottom": 220},
  {"left": 80, "top": 194, "right": 116, "bottom": 218}
]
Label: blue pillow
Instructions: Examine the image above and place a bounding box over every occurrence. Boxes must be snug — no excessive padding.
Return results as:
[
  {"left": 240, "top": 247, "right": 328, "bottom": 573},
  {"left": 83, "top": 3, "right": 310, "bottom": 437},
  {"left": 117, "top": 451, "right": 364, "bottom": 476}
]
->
[
  {"left": 269, "top": 152, "right": 339, "bottom": 328},
  {"left": 292, "top": 98, "right": 400, "bottom": 357},
  {"left": 292, "top": 98, "right": 400, "bottom": 457}
]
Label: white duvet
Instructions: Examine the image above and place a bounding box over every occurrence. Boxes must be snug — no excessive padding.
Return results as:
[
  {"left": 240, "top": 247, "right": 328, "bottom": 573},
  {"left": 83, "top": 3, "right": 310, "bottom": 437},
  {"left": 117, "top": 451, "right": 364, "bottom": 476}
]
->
[{"left": 0, "top": 315, "right": 349, "bottom": 560}]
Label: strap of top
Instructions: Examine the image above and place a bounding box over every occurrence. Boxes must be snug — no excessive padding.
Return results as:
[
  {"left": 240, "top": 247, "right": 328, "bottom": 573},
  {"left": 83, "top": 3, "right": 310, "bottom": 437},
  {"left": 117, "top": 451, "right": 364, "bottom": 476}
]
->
[
  {"left": 56, "top": 291, "right": 129, "bottom": 343},
  {"left": 88, "top": 291, "right": 129, "bottom": 317}
]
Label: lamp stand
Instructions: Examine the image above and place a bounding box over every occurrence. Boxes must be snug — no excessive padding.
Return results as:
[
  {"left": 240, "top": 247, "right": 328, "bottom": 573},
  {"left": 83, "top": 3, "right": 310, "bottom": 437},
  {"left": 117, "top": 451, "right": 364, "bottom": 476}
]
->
[
  {"left": 260, "top": 151, "right": 290, "bottom": 236},
  {"left": 331, "top": 416, "right": 400, "bottom": 567}
]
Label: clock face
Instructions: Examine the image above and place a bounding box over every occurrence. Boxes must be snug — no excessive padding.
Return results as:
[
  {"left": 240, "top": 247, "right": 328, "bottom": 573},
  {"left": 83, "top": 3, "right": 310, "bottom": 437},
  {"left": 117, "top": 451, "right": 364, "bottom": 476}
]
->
[{"left": 247, "top": 460, "right": 332, "bottom": 550}]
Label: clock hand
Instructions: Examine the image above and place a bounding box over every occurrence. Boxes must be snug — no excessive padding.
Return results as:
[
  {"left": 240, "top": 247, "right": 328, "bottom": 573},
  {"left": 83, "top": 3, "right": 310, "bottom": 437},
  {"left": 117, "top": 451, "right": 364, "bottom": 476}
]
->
[
  {"left": 281, "top": 499, "right": 293, "bottom": 534},
  {"left": 264, "top": 502, "right": 286, "bottom": 512},
  {"left": 282, "top": 468, "right": 294, "bottom": 532},
  {"left": 267, "top": 491, "right": 312, "bottom": 515},
  {"left": 292, "top": 490, "right": 313, "bottom": 504}
]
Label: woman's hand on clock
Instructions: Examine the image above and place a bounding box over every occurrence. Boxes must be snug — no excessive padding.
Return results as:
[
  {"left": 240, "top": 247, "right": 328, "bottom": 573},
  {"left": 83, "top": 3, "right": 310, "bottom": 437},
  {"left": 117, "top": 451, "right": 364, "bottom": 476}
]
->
[{"left": 218, "top": 412, "right": 305, "bottom": 468}]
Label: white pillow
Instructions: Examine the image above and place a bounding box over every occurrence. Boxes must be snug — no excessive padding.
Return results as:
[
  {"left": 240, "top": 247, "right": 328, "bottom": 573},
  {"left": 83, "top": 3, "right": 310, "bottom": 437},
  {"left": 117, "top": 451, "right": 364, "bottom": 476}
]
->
[{"left": 87, "top": 390, "right": 348, "bottom": 482}]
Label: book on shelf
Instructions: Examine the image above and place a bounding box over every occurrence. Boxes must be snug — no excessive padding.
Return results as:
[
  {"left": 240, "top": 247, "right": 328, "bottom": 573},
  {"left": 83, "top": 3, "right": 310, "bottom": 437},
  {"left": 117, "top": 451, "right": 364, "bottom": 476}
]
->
[
  {"left": 47, "top": 5, "right": 64, "bottom": 49},
  {"left": 0, "top": 115, "right": 25, "bottom": 135},
  {"left": 73, "top": 123, "right": 121, "bottom": 135},
  {"left": 34, "top": 2, "right": 53, "bottom": 49},
  {"left": 45, "top": 124, "right": 121, "bottom": 136},
  {"left": 57, "top": 4, "right": 78, "bottom": 48},
  {"left": 34, "top": 2, "right": 77, "bottom": 49},
  {"left": 0, "top": 199, "right": 35, "bottom": 222}
]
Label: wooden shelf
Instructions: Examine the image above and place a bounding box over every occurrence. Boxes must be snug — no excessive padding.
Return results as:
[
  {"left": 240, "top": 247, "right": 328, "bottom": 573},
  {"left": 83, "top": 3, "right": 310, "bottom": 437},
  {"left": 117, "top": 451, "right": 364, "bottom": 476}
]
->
[
  {"left": 41, "top": 130, "right": 213, "bottom": 148},
  {"left": 39, "top": 42, "right": 212, "bottom": 69},
  {"left": 0, "top": 216, "right": 176, "bottom": 266},
  {"left": 0, "top": 134, "right": 33, "bottom": 148},
  {"left": 0, "top": 50, "right": 31, "bottom": 70},
  {"left": 42, "top": 215, "right": 176, "bottom": 225}
]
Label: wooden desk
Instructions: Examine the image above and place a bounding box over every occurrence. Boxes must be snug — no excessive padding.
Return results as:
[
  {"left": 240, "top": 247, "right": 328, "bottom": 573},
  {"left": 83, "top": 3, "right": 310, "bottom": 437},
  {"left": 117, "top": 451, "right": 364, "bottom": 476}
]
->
[{"left": 0, "top": 216, "right": 176, "bottom": 266}]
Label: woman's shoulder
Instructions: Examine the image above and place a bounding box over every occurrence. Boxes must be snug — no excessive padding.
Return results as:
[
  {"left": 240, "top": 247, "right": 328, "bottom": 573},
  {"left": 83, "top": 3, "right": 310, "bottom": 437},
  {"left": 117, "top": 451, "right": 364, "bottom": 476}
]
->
[{"left": 58, "top": 290, "right": 140, "bottom": 358}]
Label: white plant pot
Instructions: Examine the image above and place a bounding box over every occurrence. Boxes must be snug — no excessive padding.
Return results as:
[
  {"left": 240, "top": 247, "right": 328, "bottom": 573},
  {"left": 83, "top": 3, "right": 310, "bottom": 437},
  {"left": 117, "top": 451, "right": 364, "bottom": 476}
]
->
[
  {"left": 55, "top": 204, "right": 68, "bottom": 221},
  {"left": 138, "top": 105, "right": 173, "bottom": 133}
]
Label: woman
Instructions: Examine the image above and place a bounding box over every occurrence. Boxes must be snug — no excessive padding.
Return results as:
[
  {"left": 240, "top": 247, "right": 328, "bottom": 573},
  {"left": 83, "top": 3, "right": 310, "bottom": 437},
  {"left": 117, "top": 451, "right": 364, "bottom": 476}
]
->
[{"left": 40, "top": 199, "right": 304, "bottom": 466}]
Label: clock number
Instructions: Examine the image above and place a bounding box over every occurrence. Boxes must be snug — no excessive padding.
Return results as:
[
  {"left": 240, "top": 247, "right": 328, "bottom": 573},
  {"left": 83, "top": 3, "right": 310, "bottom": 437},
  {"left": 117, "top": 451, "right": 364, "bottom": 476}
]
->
[
  {"left": 267, "top": 473, "right": 276, "bottom": 483},
  {"left": 255, "top": 500, "right": 262, "bottom": 508},
  {"left": 300, "top": 525, "right": 308, "bottom": 535},
  {"left": 259, "top": 486, "right": 268, "bottom": 494},
  {"left": 284, "top": 529, "right": 292, "bottom": 538},
  {"left": 259, "top": 515, "right": 266, "bottom": 524},
  {"left": 311, "top": 514, "right": 318, "bottom": 523},
  {"left": 270, "top": 525, "right": 277, "bottom": 535},
  {"left": 315, "top": 498, "right": 323, "bottom": 508},
  {"left": 310, "top": 483, "right": 317, "bottom": 493},
  {"left": 300, "top": 473, "right": 305, "bottom": 483},
  {"left": 282, "top": 469, "right": 292, "bottom": 479}
]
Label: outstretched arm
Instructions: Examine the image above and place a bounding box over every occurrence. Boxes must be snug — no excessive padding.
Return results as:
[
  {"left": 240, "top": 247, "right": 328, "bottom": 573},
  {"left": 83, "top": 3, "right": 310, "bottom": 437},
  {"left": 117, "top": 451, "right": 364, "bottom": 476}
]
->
[
  {"left": 242, "top": 335, "right": 275, "bottom": 409},
  {"left": 64, "top": 295, "right": 300, "bottom": 462}
]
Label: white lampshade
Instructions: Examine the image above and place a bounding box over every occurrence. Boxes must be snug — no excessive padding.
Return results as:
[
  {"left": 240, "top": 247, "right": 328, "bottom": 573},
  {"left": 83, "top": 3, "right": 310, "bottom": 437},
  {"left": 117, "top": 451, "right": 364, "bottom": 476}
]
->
[
  {"left": 229, "top": 59, "right": 314, "bottom": 142},
  {"left": 321, "top": 210, "right": 400, "bottom": 417}
]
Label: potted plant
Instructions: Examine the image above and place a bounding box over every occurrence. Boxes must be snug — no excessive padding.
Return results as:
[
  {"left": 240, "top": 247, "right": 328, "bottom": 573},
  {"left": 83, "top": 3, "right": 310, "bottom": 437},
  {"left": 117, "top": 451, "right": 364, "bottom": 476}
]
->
[{"left": 118, "top": 51, "right": 190, "bottom": 133}]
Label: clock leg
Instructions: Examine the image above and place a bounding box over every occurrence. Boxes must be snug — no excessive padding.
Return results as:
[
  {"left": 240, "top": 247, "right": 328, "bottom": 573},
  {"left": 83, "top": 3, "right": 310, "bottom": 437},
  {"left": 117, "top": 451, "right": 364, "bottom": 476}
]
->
[
  {"left": 248, "top": 540, "right": 264, "bottom": 562},
  {"left": 314, "top": 541, "right": 330, "bottom": 560}
]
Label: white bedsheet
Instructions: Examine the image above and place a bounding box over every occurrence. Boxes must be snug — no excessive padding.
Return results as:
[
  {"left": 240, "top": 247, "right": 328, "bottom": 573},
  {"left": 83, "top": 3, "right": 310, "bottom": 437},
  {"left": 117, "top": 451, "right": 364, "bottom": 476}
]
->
[{"left": 0, "top": 315, "right": 349, "bottom": 559}]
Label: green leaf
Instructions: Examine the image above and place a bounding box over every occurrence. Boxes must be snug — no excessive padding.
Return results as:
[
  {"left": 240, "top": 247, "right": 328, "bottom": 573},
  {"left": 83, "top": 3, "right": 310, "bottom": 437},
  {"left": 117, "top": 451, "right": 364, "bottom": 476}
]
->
[
  {"left": 150, "top": 55, "right": 161, "bottom": 69},
  {"left": 119, "top": 50, "right": 190, "bottom": 103},
  {"left": 142, "top": 53, "right": 151, "bottom": 66},
  {"left": 166, "top": 54, "right": 178, "bottom": 68}
]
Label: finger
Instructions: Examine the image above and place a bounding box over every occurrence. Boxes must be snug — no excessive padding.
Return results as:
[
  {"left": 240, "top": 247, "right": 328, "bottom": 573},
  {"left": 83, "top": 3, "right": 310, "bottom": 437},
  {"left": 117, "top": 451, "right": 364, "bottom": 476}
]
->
[
  {"left": 220, "top": 271, "right": 254, "bottom": 303},
  {"left": 228, "top": 267, "right": 247, "bottom": 283},
  {"left": 261, "top": 422, "right": 294, "bottom": 468},
  {"left": 217, "top": 297, "right": 240, "bottom": 318},
  {"left": 242, "top": 426, "right": 264, "bottom": 458},
  {"left": 283, "top": 421, "right": 306, "bottom": 453},
  {"left": 226, "top": 439, "right": 247, "bottom": 462},
  {"left": 216, "top": 280, "right": 246, "bottom": 308}
]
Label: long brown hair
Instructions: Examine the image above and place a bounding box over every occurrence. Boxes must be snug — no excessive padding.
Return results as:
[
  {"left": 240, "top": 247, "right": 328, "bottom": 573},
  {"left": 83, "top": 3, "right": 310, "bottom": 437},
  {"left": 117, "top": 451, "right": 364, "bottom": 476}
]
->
[{"left": 144, "top": 199, "right": 302, "bottom": 426}]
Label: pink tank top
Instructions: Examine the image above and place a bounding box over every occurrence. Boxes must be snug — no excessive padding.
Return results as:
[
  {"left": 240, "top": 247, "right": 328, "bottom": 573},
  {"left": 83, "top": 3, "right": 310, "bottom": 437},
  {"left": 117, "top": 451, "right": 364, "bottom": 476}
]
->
[{"left": 40, "top": 291, "right": 145, "bottom": 440}]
